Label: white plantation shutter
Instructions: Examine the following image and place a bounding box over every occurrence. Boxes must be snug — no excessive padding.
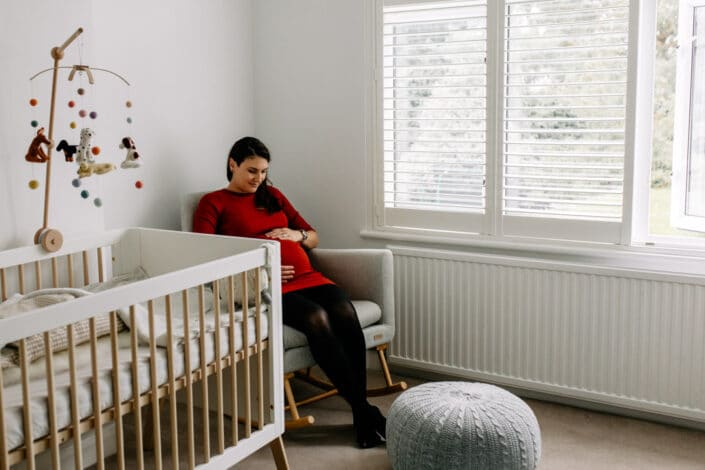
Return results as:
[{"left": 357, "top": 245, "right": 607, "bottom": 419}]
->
[
  {"left": 383, "top": 1, "right": 488, "bottom": 232},
  {"left": 379, "top": 0, "right": 632, "bottom": 242},
  {"left": 502, "top": 0, "right": 630, "bottom": 239}
]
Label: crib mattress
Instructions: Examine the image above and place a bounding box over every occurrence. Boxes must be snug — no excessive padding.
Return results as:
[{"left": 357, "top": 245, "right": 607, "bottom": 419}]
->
[{"left": 1, "top": 314, "right": 269, "bottom": 452}]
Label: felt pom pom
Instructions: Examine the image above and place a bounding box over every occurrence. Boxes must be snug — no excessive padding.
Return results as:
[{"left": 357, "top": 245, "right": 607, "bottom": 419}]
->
[
  {"left": 28, "top": 180, "right": 39, "bottom": 189},
  {"left": 72, "top": 178, "right": 81, "bottom": 188},
  {"left": 135, "top": 180, "right": 143, "bottom": 189},
  {"left": 80, "top": 190, "right": 89, "bottom": 199},
  {"left": 29, "top": 98, "right": 38, "bottom": 106},
  {"left": 91, "top": 146, "right": 100, "bottom": 156}
]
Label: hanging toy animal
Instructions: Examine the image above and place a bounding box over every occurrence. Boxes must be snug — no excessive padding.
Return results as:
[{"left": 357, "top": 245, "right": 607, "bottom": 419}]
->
[
  {"left": 119, "top": 136, "right": 141, "bottom": 168},
  {"left": 56, "top": 139, "right": 78, "bottom": 162},
  {"left": 76, "top": 127, "right": 115, "bottom": 178},
  {"left": 25, "top": 127, "right": 51, "bottom": 163}
]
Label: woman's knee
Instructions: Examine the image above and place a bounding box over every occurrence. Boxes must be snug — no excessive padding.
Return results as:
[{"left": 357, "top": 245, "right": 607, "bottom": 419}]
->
[{"left": 300, "top": 307, "right": 332, "bottom": 334}]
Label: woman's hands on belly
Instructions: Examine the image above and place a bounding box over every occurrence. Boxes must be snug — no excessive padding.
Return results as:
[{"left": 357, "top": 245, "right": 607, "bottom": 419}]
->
[{"left": 282, "top": 265, "right": 295, "bottom": 283}]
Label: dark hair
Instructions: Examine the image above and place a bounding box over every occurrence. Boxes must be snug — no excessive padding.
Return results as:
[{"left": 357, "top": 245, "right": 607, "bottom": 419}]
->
[{"left": 227, "top": 136, "right": 281, "bottom": 213}]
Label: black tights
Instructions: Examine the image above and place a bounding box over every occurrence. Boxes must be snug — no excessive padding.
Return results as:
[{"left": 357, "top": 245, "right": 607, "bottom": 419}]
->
[{"left": 282, "top": 284, "right": 368, "bottom": 412}]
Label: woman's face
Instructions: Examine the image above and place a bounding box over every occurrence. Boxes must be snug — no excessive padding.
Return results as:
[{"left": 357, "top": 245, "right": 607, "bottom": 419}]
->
[{"left": 229, "top": 155, "right": 269, "bottom": 193}]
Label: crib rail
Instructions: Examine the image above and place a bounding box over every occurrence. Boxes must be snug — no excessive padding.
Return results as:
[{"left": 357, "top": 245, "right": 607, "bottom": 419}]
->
[{"left": 0, "top": 229, "right": 285, "bottom": 469}]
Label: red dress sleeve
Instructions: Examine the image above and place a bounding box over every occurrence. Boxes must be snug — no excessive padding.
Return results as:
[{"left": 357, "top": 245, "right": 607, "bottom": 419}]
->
[{"left": 192, "top": 192, "right": 220, "bottom": 234}]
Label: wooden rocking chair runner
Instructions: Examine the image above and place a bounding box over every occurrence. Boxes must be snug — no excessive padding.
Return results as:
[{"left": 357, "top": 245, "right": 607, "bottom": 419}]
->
[{"left": 180, "top": 192, "right": 407, "bottom": 430}]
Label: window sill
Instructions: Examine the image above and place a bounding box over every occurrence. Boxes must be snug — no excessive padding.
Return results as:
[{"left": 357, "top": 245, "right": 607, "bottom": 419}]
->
[{"left": 360, "top": 227, "right": 705, "bottom": 278}]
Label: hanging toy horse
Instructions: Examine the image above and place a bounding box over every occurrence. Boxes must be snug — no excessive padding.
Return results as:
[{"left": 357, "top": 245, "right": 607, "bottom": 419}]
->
[{"left": 25, "top": 127, "right": 51, "bottom": 163}]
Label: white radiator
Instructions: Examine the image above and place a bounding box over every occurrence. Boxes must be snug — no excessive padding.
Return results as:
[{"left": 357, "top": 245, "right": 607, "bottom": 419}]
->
[{"left": 389, "top": 246, "right": 705, "bottom": 423}]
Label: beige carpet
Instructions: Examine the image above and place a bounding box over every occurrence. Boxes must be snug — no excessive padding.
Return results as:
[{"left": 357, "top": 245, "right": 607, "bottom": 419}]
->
[{"left": 235, "top": 371, "right": 705, "bottom": 470}]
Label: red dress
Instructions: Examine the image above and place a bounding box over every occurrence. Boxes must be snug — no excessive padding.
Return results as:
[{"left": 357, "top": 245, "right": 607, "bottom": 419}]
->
[{"left": 192, "top": 187, "right": 334, "bottom": 294}]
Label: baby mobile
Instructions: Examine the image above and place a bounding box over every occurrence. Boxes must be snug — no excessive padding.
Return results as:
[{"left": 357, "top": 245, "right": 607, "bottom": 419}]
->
[{"left": 24, "top": 28, "right": 143, "bottom": 252}]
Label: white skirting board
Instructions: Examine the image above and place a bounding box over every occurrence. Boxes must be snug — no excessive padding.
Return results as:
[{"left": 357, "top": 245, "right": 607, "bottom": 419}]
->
[{"left": 388, "top": 246, "right": 705, "bottom": 424}]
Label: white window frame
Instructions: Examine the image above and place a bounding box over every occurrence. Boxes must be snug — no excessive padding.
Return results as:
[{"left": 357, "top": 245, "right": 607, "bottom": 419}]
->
[
  {"left": 366, "top": 0, "right": 705, "bottom": 252},
  {"left": 671, "top": 0, "right": 705, "bottom": 232},
  {"left": 367, "top": 0, "right": 639, "bottom": 244}
]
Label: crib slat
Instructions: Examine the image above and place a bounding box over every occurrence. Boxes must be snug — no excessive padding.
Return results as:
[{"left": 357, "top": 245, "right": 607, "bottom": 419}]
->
[
  {"left": 0, "top": 367, "right": 8, "bottom": 470},
  {"left": 130, "top": 306, "right": 145, "bottom": 470},
  {"left": 241, "top": 272, "right": 251, "bottom": 437},
  {"left": 213, "top": 281, "right": 225, "bottom": 454},
  {"left": 147, "top": 300, "right": 163, "bottom": 469},
  {"left": 43, "top": 332, "right": 60, "bottom": 469},
  {"left": 97, "top": 247, "right": 105, "bottom": 282},
  {"left": 0, "top": 268, "right": 6, "bottom": 301},
  {"left": 165, "top": 295, "right": 180, "bottom": 469},
  {"left": 228, "top": 275, "right": 238, "bottom": 445},
  {"left": 255, "top": 268, "right": 264, "bottom": 430},
  {"left": 82, "top": 250, "right": 90, "bottom": 286},
  {"left": 18, "top": 264, "right": 25, "bottom": 295},
  {"left": 19, "top": 340, "right": 35, "bottom": 470},
  {"left": 51, "top": 257, "right": 58, "bottom": 288},
  {"left": 198, "top": 284, "right": 210, "bottom": 461},
  {"left": 182, "top": 289, "right": 196, "bottom": 470},
  {"left": 67, "top": 254, "right": 74, "bottom": 288},
  {"left": 89, "top": 318, "right": 105, "bottom": 469},
  {"left": 67, "top": 324, "right": 83, "bottom": 470},
  {"left": 110, "top": 311, "right": 126, "bottom": 470},
  {"left": 34, "top": 261, "right": 41, "bottom": 291}
]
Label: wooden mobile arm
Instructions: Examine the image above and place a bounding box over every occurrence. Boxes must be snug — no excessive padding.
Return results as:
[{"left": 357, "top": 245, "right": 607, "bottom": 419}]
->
[
  {"left": 35, "top": 28, "right": 84, "bottom": 252},
  {"left": 51, "top": 28, "right": 83, "bottom": 60}
]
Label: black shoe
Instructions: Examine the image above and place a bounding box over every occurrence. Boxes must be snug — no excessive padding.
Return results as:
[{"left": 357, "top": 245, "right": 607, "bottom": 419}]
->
[
  {"left": 353, "top": 406, "right": 385, "bottom": 449},
  {"left": 366, "top": 405, "right": 387, "bottom": 439},
  {"left": 356, "top": 423, "right": 384, "bottom": 449}
]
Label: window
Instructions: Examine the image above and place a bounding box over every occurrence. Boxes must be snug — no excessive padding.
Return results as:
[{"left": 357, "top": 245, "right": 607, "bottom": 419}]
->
[
  {"left": 502, "top": 0, "right": 629, "bottom": 242},
  {"left": 672, "top": 0, "right": 705, "bottom": 232},
  {"left": 379, "top": 0, "right": 631, "bottom": 243},
  {"left": 373, "top": 0, "right": 705, "bottom": 247},
  {"left": 383, "top": 1, "right": 488, "bottom": 233}
]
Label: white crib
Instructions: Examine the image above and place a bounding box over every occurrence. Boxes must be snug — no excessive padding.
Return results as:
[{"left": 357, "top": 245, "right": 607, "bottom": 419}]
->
[{"left": 0, "top": 228, "right": 287, "bottom": 469}]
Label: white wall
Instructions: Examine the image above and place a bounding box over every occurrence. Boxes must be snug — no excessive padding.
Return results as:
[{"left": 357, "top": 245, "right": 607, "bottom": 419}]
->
[
  {"left": 0, "top": 0, "right": 254, "bottom": 249},
  {"left": 252, "top": 0, "right": 371, "bottom": 248}
]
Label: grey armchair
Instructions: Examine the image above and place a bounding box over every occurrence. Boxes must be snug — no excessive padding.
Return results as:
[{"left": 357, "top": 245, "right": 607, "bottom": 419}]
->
[{"left": 181, "top": 192, "right": 406, "bottom": 429}]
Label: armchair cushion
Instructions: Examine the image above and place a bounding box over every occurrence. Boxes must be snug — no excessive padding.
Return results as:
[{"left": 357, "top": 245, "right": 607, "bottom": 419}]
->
[{"left": 283, "top": 300, "right": 381, "bottom": 350}]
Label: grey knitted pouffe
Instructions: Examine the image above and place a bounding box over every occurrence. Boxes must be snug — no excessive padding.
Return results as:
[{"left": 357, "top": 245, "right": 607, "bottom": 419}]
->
[{"left": 386, "top": 382, "right": 541, "bottom": 470}]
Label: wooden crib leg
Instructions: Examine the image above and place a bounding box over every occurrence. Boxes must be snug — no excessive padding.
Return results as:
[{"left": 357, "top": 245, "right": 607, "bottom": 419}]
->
[{"left": 269, "top": 436, "right": 290, "bottom": 470}]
